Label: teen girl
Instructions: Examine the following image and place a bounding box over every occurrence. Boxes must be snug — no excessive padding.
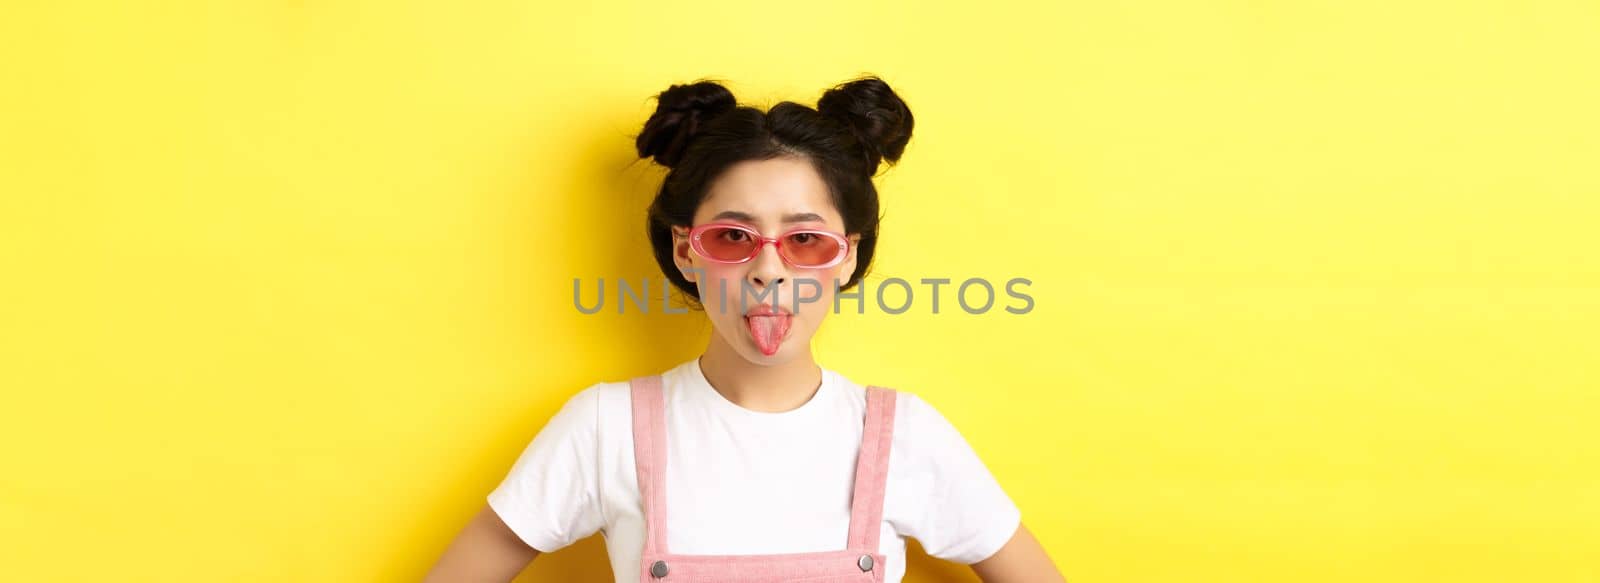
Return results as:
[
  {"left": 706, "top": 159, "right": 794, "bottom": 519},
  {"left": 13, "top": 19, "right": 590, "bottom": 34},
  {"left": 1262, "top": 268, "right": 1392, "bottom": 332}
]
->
[{"left": 425, "top": 75, "right": 1065, "bottom": 583}]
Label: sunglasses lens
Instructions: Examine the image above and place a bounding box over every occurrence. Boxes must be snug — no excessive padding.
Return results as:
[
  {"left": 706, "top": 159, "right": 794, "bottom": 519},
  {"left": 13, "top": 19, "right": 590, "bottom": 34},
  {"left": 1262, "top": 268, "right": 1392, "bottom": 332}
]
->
[
  {"left": 697, "top": 225, "right": 758, "bottom": 261},
  {"left": 780, "top": 232, "right": 843, "bottom": 267}
]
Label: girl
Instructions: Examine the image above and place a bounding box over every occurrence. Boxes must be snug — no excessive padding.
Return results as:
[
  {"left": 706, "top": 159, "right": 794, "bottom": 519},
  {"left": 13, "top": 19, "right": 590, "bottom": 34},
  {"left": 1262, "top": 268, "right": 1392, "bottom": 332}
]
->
[{"left": 425, "top": 76, "right": 1065, "bottom": 583}]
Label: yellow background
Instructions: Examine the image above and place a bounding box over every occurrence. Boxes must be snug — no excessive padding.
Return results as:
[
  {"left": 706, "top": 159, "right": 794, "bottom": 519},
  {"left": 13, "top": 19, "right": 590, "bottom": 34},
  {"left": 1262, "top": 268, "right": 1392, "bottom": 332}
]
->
[{"left": 2, "top": 1, "right": 1597, "bottom": 581}]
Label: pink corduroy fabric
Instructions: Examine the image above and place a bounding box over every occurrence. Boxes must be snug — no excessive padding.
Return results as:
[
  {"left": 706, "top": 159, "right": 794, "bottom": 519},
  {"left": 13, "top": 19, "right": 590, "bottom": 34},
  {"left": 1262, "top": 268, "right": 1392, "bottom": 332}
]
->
[{"left": 629, "top": 374, "right": 898, "bottom": 583}]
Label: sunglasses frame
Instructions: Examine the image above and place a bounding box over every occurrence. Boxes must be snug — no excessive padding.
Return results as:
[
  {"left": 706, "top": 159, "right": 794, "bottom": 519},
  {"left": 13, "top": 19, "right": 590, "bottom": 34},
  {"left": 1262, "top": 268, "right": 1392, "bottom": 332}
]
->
[{"left": 685, "top": 222, "right": 852, "bottom": 269}]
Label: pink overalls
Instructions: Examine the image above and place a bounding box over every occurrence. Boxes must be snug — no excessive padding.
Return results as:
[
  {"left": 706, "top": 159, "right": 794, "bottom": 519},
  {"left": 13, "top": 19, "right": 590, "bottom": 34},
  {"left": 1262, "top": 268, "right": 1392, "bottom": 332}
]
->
[{"left": 628, "top": 374, "right": 899, "bottom": 583}]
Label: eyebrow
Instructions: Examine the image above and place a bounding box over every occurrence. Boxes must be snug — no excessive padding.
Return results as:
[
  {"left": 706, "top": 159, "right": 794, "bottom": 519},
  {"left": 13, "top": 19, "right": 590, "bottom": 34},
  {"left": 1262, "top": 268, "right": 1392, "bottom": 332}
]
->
[{"left": 709, "top": 210, "right": 827, "bottom": 224}]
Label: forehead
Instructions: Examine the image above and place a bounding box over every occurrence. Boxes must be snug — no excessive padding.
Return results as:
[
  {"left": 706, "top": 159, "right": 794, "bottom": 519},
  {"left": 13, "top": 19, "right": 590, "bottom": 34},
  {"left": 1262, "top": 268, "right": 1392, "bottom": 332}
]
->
[{"left": 695, "top": 157, "right": 842, "bottom": 228}]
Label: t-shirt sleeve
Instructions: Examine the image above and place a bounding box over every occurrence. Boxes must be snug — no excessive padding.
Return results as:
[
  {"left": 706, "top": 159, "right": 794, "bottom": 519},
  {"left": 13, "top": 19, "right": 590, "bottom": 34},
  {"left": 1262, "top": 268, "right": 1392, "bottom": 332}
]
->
[
  {"left": 896, "top": 392, "right": 1022, "bottom": 564},
  {"left": 486, "top": 383, "right": 605, "bottom": 553}
]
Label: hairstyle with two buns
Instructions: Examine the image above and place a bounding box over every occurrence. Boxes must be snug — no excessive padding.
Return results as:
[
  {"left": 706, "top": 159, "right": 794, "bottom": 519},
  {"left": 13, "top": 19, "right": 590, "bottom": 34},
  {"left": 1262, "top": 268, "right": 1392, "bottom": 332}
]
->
[{"left": 634, "top": 75, "right": 914, "bottom": 307}]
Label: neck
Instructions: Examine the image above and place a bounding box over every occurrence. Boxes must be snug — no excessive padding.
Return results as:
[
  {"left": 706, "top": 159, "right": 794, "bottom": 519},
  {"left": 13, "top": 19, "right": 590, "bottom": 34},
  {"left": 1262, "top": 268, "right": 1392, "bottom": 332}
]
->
[{"left": 698, "top": 334, "right": 822, "bottom": 413}]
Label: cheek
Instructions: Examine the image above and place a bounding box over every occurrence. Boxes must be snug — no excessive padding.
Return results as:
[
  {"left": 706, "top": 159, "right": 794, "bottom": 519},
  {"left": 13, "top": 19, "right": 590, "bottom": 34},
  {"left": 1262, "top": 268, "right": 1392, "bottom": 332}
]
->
[
  {"left": 699, "top": 262, "right": 743, "bottom": 285},
  {"left": 794, "top": 267, "right": 848, "bottom": 317},
  {"left": 696, "top": 263, "right": 745, "bottom": 314}
]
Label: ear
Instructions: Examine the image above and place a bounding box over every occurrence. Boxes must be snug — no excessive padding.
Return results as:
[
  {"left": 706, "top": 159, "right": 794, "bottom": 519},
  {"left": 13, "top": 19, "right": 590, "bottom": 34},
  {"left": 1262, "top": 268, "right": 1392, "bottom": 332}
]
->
[
  {"left": 840, "top": 233, "right": 861, "bottom": 280},
  {"left": 671, "top": 225, "right": 697, "bottom": 282}
]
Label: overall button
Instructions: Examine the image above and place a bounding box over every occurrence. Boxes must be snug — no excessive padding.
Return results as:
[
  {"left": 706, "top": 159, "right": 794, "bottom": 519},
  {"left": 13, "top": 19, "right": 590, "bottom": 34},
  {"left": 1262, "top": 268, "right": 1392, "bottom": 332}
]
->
[
  {"left": 650, "top": 560, "right": 670, "bottom": 577},
  {"left": 857, "top": 554, "right": 874, "bottom": 572}
]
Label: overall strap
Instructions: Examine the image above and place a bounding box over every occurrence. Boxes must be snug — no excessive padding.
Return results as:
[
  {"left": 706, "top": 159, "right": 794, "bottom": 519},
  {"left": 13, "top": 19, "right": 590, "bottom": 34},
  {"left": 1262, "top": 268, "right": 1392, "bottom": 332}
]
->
[
  {"left": 845, "top": 386, "right": 899, "bottom": 552},
  {"left": 629, "top": 375, "right": 670, "bottom": 556}
]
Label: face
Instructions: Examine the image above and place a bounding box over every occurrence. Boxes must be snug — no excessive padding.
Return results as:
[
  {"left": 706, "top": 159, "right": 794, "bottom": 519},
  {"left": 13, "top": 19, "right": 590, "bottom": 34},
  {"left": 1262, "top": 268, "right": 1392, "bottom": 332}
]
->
[{"left": 670, "top": 157, "right": 860, "bottom": 365}]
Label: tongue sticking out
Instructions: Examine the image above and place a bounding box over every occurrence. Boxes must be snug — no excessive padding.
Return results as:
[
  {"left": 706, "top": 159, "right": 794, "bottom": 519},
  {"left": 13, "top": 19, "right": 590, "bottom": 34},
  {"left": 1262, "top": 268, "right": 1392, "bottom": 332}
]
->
[{"left": 746, "top": 315, "right": 791, "bottom": 356}]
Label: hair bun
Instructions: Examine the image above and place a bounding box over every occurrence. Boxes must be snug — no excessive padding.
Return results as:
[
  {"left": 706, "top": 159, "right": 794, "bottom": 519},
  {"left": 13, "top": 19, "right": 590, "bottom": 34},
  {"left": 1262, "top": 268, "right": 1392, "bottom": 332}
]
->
[
  {"left": 816, "top": 75, "right": 914, "bottom": 172},
  {"left": 635, "top": 80, "right": 738, "bottom": 169}
]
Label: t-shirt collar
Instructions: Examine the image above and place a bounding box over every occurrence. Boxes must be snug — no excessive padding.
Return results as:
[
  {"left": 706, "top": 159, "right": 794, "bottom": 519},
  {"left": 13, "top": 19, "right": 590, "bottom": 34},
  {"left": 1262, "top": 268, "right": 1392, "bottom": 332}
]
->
[{"left": 680, "top": 356, "right": 834, "bottom": 419}]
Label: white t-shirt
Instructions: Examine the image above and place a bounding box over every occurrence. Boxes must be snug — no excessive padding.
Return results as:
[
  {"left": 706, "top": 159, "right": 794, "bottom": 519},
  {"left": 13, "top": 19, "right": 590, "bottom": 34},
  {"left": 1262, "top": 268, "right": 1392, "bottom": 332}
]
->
[{"left": 487, "top": 358, "right": 1021, "bottom": 583}]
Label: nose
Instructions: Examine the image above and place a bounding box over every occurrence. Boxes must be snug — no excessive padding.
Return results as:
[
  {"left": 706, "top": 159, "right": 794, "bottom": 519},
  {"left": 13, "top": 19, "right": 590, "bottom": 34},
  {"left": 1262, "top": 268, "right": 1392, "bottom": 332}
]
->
[{"left": 745, "top": 238, "right": 788, "bottom": 290}]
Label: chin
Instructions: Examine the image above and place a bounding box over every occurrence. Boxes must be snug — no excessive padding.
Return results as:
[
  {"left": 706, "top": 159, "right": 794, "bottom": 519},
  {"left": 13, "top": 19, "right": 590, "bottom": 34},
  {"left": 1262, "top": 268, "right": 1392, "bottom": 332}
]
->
[{"left": 742, "top": 343, "right": 790, "bottom": 362}]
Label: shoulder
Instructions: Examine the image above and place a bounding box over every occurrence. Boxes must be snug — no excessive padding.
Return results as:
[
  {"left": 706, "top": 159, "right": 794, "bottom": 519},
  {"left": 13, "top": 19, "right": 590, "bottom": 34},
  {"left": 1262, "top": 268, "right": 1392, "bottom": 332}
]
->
[
  {"left": 889, "top": 389, "right": 939, "bottom": 423},
  {"left": 827, "top": 368, "right": 940, "bottom": 423},
  {"left": 558, "top": 363, "right": 704, "bottom": 430},
  {"left": 828, "top": 367, "right": 926, "bottom": 411},
  {"left": 586, "top": 378, "right": 634, "bottom": 404},
  {"left": 570, "top": 378, "right": 634, "bottom": 424},
  {"left": 529, "top": 378, "right": 636, "bottom": 440},
  {"left": 887, "top": 390, "right": 970, "bottom": 458},
  {"left": 828, "top": 370, "right": 960, "bottom": 459},
  {"left": 860, "top": 383, "right": 997, "bottom": 483}
]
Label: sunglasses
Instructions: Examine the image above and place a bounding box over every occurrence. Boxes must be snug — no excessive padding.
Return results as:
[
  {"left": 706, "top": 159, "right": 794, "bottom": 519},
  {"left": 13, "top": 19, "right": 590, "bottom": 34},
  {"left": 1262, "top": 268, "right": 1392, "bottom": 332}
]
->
[{"left": 684, "top": 222, "right": 852, "bottom": 269}]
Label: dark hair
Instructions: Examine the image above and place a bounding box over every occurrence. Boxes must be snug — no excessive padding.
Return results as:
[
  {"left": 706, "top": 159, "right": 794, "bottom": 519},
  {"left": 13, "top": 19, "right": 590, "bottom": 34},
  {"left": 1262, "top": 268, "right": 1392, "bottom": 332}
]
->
[{"left": 634, "top": 74, "right": 914, "bottom": 307}]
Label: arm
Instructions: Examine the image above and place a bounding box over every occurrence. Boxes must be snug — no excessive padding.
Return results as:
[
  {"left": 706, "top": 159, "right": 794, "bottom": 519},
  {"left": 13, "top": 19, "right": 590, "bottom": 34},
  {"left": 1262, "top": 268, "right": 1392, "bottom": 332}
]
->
[
  {"left": 970, "top": 522, "right": 1068, "bottom": 583},
  {"left": 422, "top": 503, "right": 541, "bottom": 583}
]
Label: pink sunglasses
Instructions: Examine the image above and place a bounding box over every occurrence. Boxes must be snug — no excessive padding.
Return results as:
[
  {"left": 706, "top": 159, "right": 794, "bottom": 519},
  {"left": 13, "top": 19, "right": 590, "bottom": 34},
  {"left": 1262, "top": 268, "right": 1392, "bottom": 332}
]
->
[{"left": 685, "top": 222, "right": 851, "bottom": 269}]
